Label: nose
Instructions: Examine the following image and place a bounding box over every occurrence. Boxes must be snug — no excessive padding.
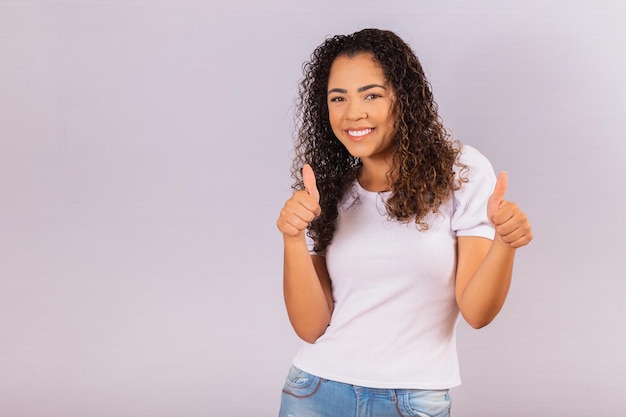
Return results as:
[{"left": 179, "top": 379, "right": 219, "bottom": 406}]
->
[{"left": 346, "top": 101, "right": 367, "bottom": 121}]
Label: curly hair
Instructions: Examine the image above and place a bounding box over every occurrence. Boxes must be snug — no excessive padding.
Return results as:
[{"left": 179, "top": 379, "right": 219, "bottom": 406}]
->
[{"left": 291, "top": 28, "right": 466, "bottom": 253}]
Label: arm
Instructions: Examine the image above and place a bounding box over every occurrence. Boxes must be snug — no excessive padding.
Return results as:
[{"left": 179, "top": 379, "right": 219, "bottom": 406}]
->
[
  {"left": 276, "top": 165, "right": 334, "bottom": 343},
  {"left": 455, "top": 235, "right": 515, "bottom": 328},
  {"left": 282, "top": 238, "right": 333, "bottom": 343},
  {"left": 455, "top": 172, "right": 533, "bottom": 329}
]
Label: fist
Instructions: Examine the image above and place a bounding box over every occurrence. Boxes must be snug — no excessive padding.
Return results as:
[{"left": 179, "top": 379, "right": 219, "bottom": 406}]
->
[
  {"left": 276, "top": 164, "right": 321, "bottom": 237},
  {"left": 487, "top": 172, "right": 533, "bottom": 248}
]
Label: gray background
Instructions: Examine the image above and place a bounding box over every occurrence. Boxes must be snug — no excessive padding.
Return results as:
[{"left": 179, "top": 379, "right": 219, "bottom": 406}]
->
[{"left": 1, "top": 0, "right": 625, "bottom": 416}]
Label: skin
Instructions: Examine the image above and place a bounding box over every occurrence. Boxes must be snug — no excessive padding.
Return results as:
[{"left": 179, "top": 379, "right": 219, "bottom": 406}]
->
[
  {"left": 326, "top": 54, "right": 396, "bottom": 191},
  {"left": 276, "top": 53, "right": 533, "bottom": 342}
]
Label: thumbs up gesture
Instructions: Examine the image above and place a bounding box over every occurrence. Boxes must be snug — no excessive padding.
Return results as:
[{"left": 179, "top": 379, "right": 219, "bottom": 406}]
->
[
  {"left": 487, "top": 172, "right": 533, "bottom": 248},
  {"left": 302, "top": 164, "right": 320, "bottom": 202},
  {"left": 277, "top": 164, "right": 322, "bottom": 238}
]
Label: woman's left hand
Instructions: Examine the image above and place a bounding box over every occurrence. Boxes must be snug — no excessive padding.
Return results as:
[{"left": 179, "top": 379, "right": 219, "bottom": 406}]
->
[{"left": 487, "top": 172, "right": 533, "bottom": 248}]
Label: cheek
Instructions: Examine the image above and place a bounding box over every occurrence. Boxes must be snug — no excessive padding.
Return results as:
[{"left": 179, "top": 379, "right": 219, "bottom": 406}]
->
[
  {"left": 384, "top": 109, "right": 397, "bottom": 130},
  {"left": 328, "top": 110, "right": 342, "bottom": 132}
]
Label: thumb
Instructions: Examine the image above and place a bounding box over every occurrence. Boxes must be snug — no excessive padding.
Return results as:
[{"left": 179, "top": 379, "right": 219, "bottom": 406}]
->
[
  {"left": 302, "top": 164, "right": 320, "bottom": 202},
  {"left": 488, "top": 171, "right": 508, "bottom": 218}
]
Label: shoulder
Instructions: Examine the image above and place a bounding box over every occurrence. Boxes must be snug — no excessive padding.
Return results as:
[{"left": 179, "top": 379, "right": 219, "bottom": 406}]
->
[
  {"left": 450, "top": 145, "right": 496, "bottom": 236},
  {"left": 454, "top": 144, "right": 495, "bottom": 184},
  {"left": 453, "top": 144, "right": 496, "bottom": 197},
  {"left": 456, "top": 145, "right": 492, "bottom": 171}
]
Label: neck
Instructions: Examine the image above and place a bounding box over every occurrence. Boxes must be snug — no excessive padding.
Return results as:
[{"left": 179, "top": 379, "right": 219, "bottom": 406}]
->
[{"left": 358, "top": 158, "right": 394, "bottom": 192}]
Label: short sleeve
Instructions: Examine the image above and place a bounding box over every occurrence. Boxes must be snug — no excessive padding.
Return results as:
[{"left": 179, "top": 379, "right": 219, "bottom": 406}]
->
[{"left": 451, "top": 145, "right": 496, "bottom": 239}]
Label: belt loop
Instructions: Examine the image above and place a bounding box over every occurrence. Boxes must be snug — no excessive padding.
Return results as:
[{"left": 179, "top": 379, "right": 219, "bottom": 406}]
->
[{"left": 389, "top": 389, "right": 397, "bottom": 403}]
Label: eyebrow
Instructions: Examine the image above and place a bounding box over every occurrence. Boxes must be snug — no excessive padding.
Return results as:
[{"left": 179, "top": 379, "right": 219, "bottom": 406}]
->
[{"left": 327, "top": 84, "right": 387, "bottom": 94}]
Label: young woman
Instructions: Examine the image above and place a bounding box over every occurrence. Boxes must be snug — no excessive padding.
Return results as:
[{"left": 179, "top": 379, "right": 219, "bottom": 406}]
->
[{"left": 276, "top": 28, "right": 532, "bottom": 417}]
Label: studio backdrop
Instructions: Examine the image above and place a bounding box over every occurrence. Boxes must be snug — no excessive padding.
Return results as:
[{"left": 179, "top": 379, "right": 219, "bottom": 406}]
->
[{"left": 1, "top": 1, "right": 625, "bottom": 416}]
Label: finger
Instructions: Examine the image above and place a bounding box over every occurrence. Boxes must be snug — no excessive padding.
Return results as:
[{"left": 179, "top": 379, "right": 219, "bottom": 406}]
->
[
  {"left": 286, "top": 194, "right": 319, "bottom": 220},
  {"left": 283, "top": 216, "right": 311, "bottom": 234},
  {"left": 497, "top": 228, "right": 533, "bottom": 248},
  {"left": 489, "top": 171, "right": 508, "bottom": 207},
  {"left": 302, "top": 164, "right": 320, "bottom": 202},
  {"left": 277, "top": 220, "right": 306, "bottom": 237},
  {"left": 495, "top": 221, "right": 527, "bottom": 242},
  {"left": 492, "top": 204, "right": 532, "bottom": 246},
  {"left": 276, "top": 186, "right": 322, "bottom": 237},
  {"left": 490, "top": 201, "right": 517, "bottom": 226},
  {"left": 293, "top": 190, "right": 321, "bottom": 217},
  {"left": 487, "top": 171, "right": 508, "bottom": 222},
  {"left": 277, "top": 204, "right": 316, "bottom": 236}
]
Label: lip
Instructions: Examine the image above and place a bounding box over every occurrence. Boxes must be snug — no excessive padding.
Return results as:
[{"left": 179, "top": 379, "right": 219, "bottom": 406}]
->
[{"left": 344, "top": 127, "right": 375, "bottom": 140}]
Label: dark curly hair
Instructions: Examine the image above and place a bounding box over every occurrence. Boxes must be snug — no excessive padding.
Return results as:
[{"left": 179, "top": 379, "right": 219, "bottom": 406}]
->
[{"left": 291, "top": 28, "right": 466, "bottom": 253}]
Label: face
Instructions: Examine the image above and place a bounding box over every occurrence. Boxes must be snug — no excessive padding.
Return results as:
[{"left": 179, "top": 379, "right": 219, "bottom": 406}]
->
[{"left": 327, "top": 53, "right": 396, "bottom": 165}]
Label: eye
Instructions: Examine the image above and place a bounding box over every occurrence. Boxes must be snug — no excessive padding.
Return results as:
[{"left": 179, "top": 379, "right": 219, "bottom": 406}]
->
[
  {"left": 365, "top": 93, "right": 381, "bottom": 100},
  {"left": 329, "top": 96, "right": 345, "bottom": 102}
]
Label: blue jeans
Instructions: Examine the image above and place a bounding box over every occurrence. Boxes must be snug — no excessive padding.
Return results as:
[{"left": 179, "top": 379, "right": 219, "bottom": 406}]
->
[{"left": 279, "top": 366, "right": 452, "bottom": 417}]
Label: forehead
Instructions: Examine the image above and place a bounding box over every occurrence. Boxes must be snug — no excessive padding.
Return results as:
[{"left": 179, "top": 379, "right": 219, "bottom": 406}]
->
[{"left": 328, "top": 53, "right": 388, "bottom": 86}]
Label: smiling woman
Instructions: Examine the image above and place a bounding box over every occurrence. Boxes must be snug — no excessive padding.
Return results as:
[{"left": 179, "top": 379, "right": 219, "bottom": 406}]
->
[
  {"left": 275, "top": 28, "right": 533, "bottom": 417},
  {"left": 327, "top": 53, "right": 396, "bottom": 186}
]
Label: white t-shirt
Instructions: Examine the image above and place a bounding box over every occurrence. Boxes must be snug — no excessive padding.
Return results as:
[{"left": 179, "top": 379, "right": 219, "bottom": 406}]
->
[{"left": 293, "top": 145, "right": 496, "bottom": 389}]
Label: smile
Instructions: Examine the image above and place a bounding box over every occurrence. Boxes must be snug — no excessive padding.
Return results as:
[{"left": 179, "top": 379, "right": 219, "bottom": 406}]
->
[{"left": 346, "top": 128, "right": 373, "bottom": 137}]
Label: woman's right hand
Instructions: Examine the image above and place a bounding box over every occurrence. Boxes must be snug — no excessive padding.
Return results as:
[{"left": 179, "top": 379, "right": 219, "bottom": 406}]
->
[
  {"left": 276, "top": 164, "right": 321, "bottom": 238},
  {"left": 278, "top": 165, "right": 332, "bottom": 342}
]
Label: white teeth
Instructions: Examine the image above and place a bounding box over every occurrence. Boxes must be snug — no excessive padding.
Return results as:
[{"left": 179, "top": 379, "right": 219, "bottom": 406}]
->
[{"left": 347, "top": 128, "right": 372, "bottom": 137}]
